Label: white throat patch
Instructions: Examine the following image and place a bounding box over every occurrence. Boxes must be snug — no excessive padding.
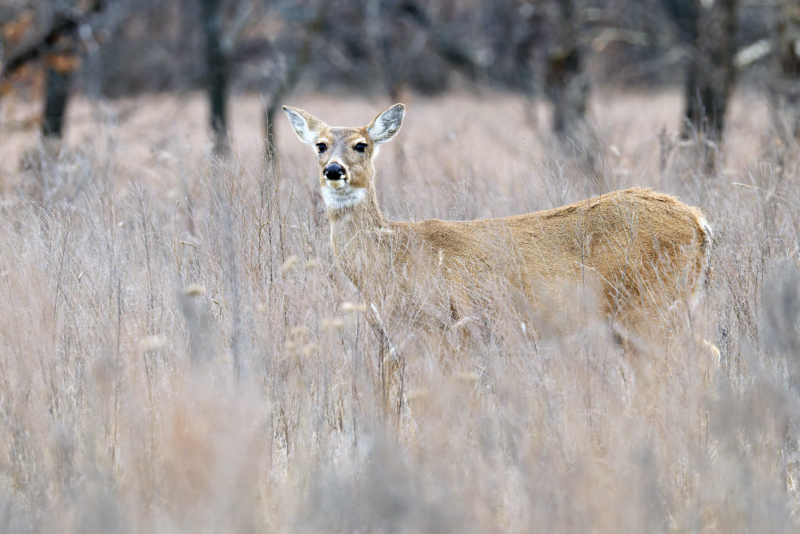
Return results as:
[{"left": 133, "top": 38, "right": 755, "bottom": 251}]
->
[{"left": 321, "top": 183, "right": 367, "bottom": 210}]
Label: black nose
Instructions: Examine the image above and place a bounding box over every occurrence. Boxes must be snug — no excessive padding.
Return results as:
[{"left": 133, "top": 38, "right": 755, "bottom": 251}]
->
[{"left": 324, "top": 163, "right": 345, "bottom": 180}]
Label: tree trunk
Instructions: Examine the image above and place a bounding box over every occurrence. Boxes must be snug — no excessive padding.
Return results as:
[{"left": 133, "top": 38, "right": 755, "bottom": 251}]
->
[
  {"left": 514, "top": 20, "right": 537, "bottom": 98},
  {"left": 683, "top": 0, "right": 738, "bottom": 171},
  {"left": 772, "top": 0, "right": 800, "bottom": 144},
  {"left": 262, "top": 4, "right": 327, "bottom": 163},
  {"left": 201, "top": 0, "right": 228, "bottom": 155},
  {"left": 546, "top": 0, "right": 589, "bottom": 139},
  {"left": 42, "top": 65, "right": 72, "bottom": 138},
  {"left": 4, "top": 2, "right": 105, "bottom": 140},
  {"left": 264, "top": 98, "right": 280, "bottom": 163}
]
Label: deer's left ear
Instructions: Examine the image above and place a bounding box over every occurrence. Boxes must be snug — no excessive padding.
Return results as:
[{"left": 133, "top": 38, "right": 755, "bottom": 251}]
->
[{"left": 367, "top": 103, "right": 405, "bottom": 145}]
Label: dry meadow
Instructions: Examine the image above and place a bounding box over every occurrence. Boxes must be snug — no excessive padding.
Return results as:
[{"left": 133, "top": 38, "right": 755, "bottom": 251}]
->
[{"left": 0, "top": 88, "right": 798, "bottom": 533}]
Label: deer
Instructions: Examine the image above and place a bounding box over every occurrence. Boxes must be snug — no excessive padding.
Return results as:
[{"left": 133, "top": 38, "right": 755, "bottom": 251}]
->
[{"left": 283, "top": 103, "right": 715, "bottom": 363}]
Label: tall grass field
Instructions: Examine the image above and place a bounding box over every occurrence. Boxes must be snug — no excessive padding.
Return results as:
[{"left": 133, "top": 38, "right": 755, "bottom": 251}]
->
[{"left": 0, "top": 89, "right": 798, "bottom": 532}]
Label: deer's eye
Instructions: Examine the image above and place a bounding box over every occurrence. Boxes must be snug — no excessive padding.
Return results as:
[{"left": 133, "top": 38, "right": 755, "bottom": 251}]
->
[
  {"left": 316, "top": 143, "right": 327, "bottom": 154},
  {"left": 354, "top": 142, "right": 367, "bottom": 153}
]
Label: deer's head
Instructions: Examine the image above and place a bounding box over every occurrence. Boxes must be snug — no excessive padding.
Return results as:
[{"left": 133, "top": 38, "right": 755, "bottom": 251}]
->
[{"left": 283, "top": 104, "right": 405, "bottom": 210}]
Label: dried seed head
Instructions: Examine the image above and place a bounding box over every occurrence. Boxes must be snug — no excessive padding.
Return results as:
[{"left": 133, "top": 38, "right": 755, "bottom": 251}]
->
[
  {"left": 290, "top": 326, "right": 310, "bottom": 338},
  {"left": 303, "top": 344, "right": 319, "bottom": 357},
  {"left": 139, "top": 335, "right": 167, "bottom": 351},
  {"left": 183, "top": 284, "right": 206, "bottom": 297},
  {"left": 281, "top": 256, "right": 300, "bottom": 273},
  {"left": 305, "top": 259, "right": 320, "bottom": 270},
  {"left": 322, "top": 318, "right": 345, "bottom": 333},
  {"left": 340, "top": 302, "right": 367, "bottom": 313},
  {"left": 453, "top": 371, "right": 480, "bottom": 385}
]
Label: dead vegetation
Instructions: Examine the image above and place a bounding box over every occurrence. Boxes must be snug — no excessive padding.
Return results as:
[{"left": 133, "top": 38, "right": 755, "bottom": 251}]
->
[{"left": 0, "top": 89, "right": 798, "bottom": 532}]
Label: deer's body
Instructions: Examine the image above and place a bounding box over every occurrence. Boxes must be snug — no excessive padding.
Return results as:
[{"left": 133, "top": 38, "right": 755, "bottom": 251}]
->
[{"left": 284, "top": 104, "right": 712, "bottom": 335}]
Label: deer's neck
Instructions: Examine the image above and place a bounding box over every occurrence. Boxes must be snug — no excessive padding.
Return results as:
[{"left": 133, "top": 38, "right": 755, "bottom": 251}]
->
[
  {"left": 328, "top": 188, "right": 387, "bottom": 240},
  {"left": 327, "top": 188, "right": 392, "bottom": 288}
]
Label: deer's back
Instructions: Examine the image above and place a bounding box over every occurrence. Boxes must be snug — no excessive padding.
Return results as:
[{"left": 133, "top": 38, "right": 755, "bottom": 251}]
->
[{"left": 402, "top": 188, "right": 710, "bottom": 317}]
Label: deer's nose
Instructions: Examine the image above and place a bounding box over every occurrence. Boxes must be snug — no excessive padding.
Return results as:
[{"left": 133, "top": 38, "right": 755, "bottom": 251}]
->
[{"left": 324, "top": 163, "right": 346, "bottom": 180}]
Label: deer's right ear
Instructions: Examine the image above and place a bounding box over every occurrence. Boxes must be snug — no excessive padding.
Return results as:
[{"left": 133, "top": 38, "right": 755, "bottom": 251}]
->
[{"left": 283, "top": 106, "right": 327, "bottom": 145}]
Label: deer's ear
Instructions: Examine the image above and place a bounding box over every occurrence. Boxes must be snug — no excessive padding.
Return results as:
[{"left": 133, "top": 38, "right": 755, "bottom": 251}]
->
[
  {"left": 367, "top": 103, "right": 405, "bottom": 145},
  {"left": 283, "top": 106, "right": 328, "bottom": 145}
]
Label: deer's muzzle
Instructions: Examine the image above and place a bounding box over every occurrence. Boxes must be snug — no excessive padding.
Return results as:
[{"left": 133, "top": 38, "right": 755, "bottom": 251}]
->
[{"left": 324, "top": 163, "right": 346, "bottom": 181}]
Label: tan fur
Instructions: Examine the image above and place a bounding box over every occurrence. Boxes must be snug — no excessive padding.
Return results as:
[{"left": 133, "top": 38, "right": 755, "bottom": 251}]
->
[{"left": 284, "top": 104, "right": 712, "bottom": 338}]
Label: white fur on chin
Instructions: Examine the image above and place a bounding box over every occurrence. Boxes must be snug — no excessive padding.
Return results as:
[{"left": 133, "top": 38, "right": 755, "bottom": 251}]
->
[{"left": 321, "top": 183, "right": 367, "bottom": 210}]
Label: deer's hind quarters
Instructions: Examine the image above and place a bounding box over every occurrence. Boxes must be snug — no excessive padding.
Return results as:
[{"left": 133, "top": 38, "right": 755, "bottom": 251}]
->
[{"left": 283, "top": 103, "right": 714, "bottom": 357}]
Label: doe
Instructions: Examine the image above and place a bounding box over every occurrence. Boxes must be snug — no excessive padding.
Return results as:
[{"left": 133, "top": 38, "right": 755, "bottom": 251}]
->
[{"left": 284, "top": 103, "right": 713, "bottom": 351}]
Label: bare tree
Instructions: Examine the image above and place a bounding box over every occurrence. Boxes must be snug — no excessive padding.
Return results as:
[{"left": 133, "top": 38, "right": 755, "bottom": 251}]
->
[
  {"left": 364, "top": 0, "right": 444, "bottom": 102},
  {"left": 261, "top": 1, "right": 327, "bottom": 162},
  {"left": 2, "top": 1, "right": 105, "bottom": 139},
  {"left": 682, "top": 0, "right": 738, "bottom": 171},
  {"left": 200, "top": 0, "right": 228, "bottom": 154},
  {"left": 771, "top": 0, "right": 800, "bottom": 146},
  {"left": 545, "top": 0, "right": 589, "bottom": 139},
  {"left": 42, "top": 63, "right": 72, "bottom": 138}
]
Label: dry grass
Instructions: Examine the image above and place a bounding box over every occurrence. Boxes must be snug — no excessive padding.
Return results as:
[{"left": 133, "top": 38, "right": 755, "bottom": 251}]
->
[{"left": 0, "top": 88, "right": 798, "bottom": 533}]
